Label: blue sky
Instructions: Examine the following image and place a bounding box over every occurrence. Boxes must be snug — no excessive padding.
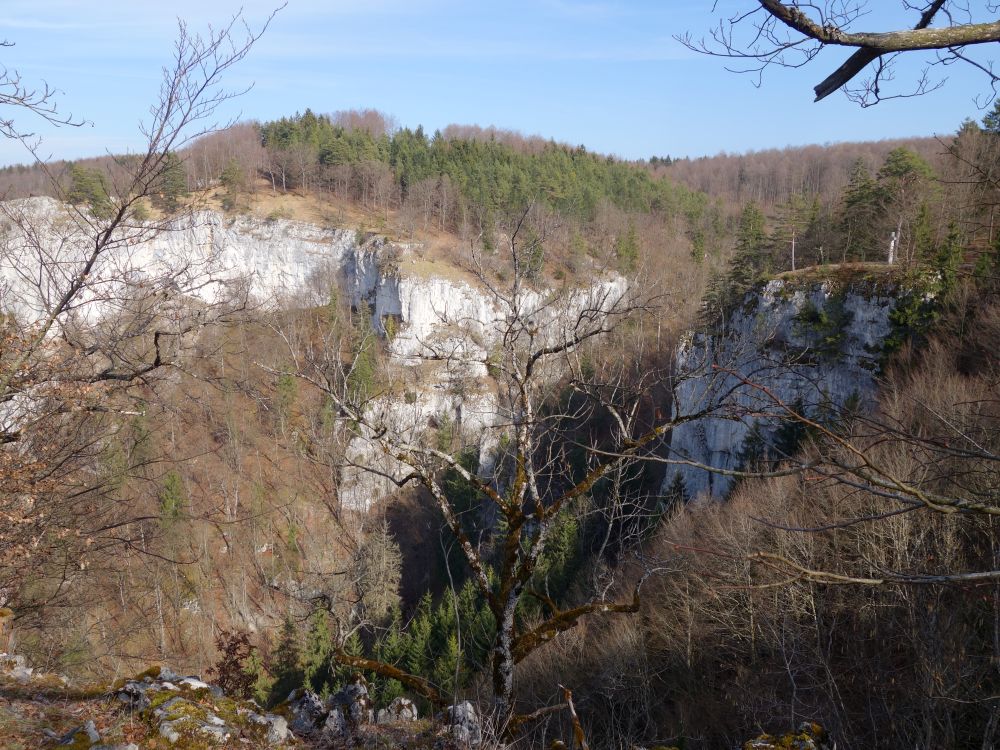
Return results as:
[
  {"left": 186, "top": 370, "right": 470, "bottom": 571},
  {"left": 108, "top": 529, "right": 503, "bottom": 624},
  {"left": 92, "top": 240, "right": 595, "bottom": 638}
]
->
[{"left": 0, "top": 1, "right": 992, "bottom": 166}]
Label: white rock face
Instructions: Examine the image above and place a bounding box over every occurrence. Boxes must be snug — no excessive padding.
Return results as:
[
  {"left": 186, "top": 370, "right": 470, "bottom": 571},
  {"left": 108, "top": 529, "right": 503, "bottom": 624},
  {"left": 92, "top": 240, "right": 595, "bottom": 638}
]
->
[
  {"left": 339, "top": 275, "right": 630, "bottom": 510},
  {"left": 0, "top": 197, "right": 358, "bottom": 324},
  {"left": 0, "top": 197, "right": 627, "bottom": 512},
  {"left": 338, "top": 386, "right": 501, "bottom": 511},
  {"left": 665, "top": 278, "right": 896, "bottom": 499}
]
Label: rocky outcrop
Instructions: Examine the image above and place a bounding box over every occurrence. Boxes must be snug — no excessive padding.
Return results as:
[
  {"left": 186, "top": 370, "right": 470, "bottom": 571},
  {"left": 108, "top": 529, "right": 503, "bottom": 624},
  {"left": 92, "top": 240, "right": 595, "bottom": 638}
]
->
[
  {"left": 327, "top": 676, "right": 375, "bottom": 729},
  {"left": 665, "top": 276, "right": 897, "bottom": 499},
  {"left": 2, "top": 653, "right": 290, "bottom": 748},
  {"left": 0, "top": 197, "right": 628, "bottom": 512},
  {"left": 442, "top": 701, "right": 483, "bottom": 747},
  {"left": 338, "top": 386, "right": 500, "bottom": 510},
  {"left": 0, "top": 197, "right": 359, "bottom": 324},
  {"left": 111, "top": 666, "right": 290, "bottom": 746},
  {"left": 285, "top": 679, "right": 376, "bottom": 740},
  {"left": 376, "top": 696, "right": 419, "bottom": 724},
  {"left": 743, "top": 721, "right": 830, "bottom": 749}
]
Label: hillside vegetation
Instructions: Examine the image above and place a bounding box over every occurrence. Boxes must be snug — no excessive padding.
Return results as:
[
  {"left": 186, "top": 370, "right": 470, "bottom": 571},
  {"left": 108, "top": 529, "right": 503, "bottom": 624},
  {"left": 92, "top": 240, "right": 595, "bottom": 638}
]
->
[{"left": 2, "top": 99, "right": 1000, "bottom": 749}]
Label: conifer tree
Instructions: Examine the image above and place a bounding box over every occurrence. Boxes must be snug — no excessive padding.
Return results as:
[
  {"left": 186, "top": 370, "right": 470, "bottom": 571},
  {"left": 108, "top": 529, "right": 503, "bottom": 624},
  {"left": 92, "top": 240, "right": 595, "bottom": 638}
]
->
[
  {"left": 269, "top": 614, "right": 304, "bottom": 705},
  {"left": 839, "top": 158, "right": 885, "bottom": 261},
  {"left": 877, "top": 147, "right": 936, "bottom": 263},
  {"left": 152, "top": 151, "right": 189, "bottom": 212},
  {"left": 333, "top": 630, "right": 365, "bottom": 686},
  {"left": 983, "top": 100, "right": 1000, "bottom": 134},
  {"left": 159, "top": 471, "right": 186, "bottom": 525},
  {"left": 301, "top": 609, "right": 333, "bottom": 695},
  {"left": 372, "top": 605, "right": 406, "bottom": 704},
  {"left": 728, "top": 201, "right": 767, "bottom": 296},
  {"left": 615, "top": 221, "right": 640, "bottom": 273},
  {"left": 403, "top": 592, "right": 433, "bottom": 678},
  {"left": 432, "top": 633, "right": 462, "bottom": 697},
  {"left": 67, "top": 163, "right": 113, "bottom": 218},
  {"left": 346, "top": 302, "right": 379, "bottom": 400},
  {"left": 934, "top": 222, "right": 964, "bottom": 294},
  {"left": 913, "top": 203, "right": 936, "bottom": 264}
]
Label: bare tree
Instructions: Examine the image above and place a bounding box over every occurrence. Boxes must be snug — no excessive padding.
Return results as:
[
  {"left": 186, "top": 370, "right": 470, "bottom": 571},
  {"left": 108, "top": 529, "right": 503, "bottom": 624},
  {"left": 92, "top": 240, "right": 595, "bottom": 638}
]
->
[
  {"left": 0, "top": 9, "right": 279, "bottom": 621},
  {"left": 681, "top": 1, "right": 1000, "bottom": 105},
  {"left": 264, "top": 209, "right": 702, "bottom": 736},
  {"left": 0, "top": 40, "right": 86, "bottom": 142}
]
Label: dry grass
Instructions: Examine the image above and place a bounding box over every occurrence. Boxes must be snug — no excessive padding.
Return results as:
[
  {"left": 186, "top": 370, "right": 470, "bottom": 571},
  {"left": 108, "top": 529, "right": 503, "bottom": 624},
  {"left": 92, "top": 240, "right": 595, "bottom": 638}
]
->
[{"left": 773, "top": 261, "right": 900, "bottom": 287}]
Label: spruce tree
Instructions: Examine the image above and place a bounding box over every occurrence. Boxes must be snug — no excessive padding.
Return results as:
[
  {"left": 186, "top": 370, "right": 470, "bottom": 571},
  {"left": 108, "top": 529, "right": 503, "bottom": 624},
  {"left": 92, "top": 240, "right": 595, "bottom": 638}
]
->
[
  {"left": 913, "top": 203, "right": 936, "bottom": 265},
  {"left": 152, "top": 152, "right": 188, "bottom": 212},
  {"left": 301, "top": 609, "right": 333, "bottom": 695},
  {"left": 839, "top": 159, "right": 885, "bottom": 262},
  {"left": 728, "top": 201, "right": 767, "bottom": 299},
  {"left": 403, "top": 592, "right": 433, "bottom": 678},
  {"left": 983, "top": 99, "right": 1000, "bottom": 133},
  {"left": 934, "top": 222, "right": 964, "bottom": 294},
  {"left": 372, "top": 604, "right": 405, "bottom": 704},
  {"left": 268, "top": 614, "right": 304, "bottom": 705},
  {"left": 432, "top": 633, "right": 462, "bottom": 697}
]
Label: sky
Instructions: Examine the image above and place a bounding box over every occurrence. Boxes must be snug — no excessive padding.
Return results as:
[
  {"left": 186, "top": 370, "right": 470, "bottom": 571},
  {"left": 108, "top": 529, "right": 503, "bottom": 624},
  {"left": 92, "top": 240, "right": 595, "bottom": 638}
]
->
[{"left": 0, "top": 0, "right": 993, "bottom": 166}]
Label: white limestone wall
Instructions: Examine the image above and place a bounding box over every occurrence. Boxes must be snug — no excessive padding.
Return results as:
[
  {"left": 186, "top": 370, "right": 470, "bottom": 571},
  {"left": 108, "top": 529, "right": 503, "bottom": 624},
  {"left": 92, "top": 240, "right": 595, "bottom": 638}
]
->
[
  {"left": 337, "top": 387, "right": 502, "bottom": 511},
  {"left": 0, "top": 197, "right": 630, "bottom": 512},
  {"left": 664, "top": 279, "right": 896, "bottom": 499},
  {"left": 0, "top": 197, "right": 359, "bottom": 323}
]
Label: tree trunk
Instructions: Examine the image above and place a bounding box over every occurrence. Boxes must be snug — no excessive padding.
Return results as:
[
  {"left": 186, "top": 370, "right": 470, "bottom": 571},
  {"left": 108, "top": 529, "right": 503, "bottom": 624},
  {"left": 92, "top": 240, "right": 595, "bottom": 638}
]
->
[{"left": 492, "top": 597, "right": 517, "bottom": 728}]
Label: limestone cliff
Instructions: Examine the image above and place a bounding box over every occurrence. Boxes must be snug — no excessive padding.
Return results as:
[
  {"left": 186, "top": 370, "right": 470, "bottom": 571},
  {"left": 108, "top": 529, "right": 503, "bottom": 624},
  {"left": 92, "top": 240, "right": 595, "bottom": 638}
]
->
[
  {"left": 665, "top": 273, "right": 899, "bottom": 499},
  {"left": 0, "top": 197, "right": 624, "bottom": 511}
]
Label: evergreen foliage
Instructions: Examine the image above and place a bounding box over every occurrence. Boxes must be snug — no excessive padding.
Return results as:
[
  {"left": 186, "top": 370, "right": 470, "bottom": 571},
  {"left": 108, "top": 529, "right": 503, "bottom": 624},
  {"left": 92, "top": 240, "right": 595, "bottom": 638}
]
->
[
  {"left": 700, "top": 202, "right": 767, "bottom": 326},
  {"left": 67, "top": 163, "right": 112, "bottom": 218},
  {"left": 982, "top": 99, "right": 1000, "bottom": 133},
  {"left": 528, "top": 509, "right": 582, "bottom": 603},
  {"left": 151, "top": 152, "right": 188, "bottom": 212},
  {"left": 346, "top": 303, "right": 379, "bottom": 400},
  {"left": 258, "top": 110, "right": 708, "bottom": 227},
  {"left": 159, "top": 470, "right": 186, "bottom": 524},
  {"left": 268, "top": 614, "right": 304, "bottom": 705},
  {"left": 793, "top": 293, "right": 854, "bottom": 359},
  {"left": 302, "top": 609, "right": 334, "bottom": 695},
  {"left": 275, "top": 373, "right": 297, "bottom": 429},
  {"left": 615, "top": 221, "right": 640, "bottom": 273},
  {"left": 838, "top": 159, "right": 885, "bottom": 261}
]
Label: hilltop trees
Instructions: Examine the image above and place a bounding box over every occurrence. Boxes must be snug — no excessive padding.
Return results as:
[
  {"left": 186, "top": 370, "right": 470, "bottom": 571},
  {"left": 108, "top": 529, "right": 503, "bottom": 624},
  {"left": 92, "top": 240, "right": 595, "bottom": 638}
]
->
[
  {"left": 838, "top": 158, "right": 884, "bottom": 261},
  {"left": 256, "top": 109, "right": 706, "bottom": 231}
]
